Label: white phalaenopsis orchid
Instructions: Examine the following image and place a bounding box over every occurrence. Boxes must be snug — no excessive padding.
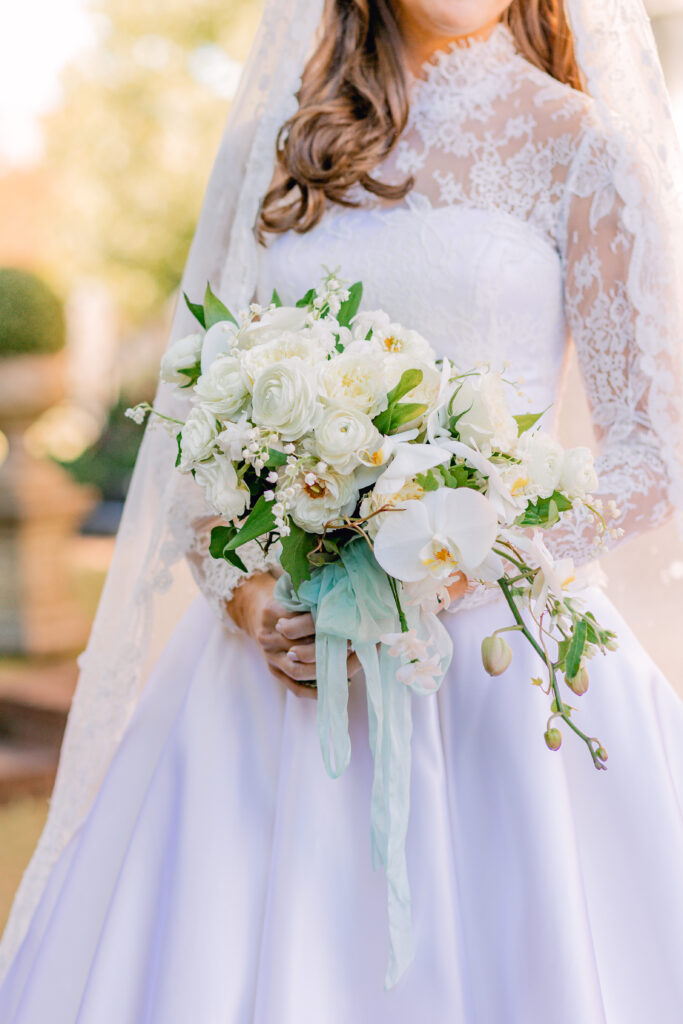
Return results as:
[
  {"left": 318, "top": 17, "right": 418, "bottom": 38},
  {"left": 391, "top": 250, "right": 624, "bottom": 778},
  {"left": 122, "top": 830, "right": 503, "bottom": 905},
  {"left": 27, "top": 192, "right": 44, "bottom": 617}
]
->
[
  {"left": 373, "top": 487, "right": 501, "bottom": 583},
  {"left": 372, "top": 441, "right": 452, "bottom": 496}
]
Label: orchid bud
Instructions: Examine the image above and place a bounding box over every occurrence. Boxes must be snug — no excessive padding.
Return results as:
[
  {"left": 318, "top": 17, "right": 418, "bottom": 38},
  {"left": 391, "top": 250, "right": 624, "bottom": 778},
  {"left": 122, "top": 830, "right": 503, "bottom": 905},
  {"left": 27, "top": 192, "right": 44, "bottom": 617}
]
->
[
  {"left": 481, "top": 635, "right": 513, "bottom": 677},
  {"left": 596, "top": 746, "right": 608, "bottom": 763},
  {"left": 544, "top": 728, "right": 562, "bottom": 751},
  {"left": 566, "top": 664, "right": 589, "bottom": 696}
]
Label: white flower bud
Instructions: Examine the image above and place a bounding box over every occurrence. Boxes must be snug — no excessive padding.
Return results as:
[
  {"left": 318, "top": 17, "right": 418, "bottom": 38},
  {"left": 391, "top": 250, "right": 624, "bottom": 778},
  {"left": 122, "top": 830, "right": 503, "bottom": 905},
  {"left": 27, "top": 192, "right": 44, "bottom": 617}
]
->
[
  {"left": 545, "top": 728, "right": 562, "bottom": 751},
  {"left": 565, "top": 663, "right": 589, "bottom": 696},
  {"left": 481, "top": 635, "right": 513, "bottom": 677}
]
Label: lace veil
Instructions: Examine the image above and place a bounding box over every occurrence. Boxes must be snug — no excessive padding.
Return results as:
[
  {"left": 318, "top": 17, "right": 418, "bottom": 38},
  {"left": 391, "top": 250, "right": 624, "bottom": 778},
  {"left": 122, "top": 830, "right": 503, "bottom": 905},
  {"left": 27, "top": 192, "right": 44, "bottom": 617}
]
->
[{"left": 1, "top": 0, "right": 682, "bottom": 977}]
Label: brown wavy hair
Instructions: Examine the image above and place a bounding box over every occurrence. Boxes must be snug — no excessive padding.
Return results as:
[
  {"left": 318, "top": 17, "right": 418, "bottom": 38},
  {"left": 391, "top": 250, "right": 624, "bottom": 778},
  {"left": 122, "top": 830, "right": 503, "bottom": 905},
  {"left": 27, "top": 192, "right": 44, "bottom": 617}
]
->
[{"left": 257, "top": 0, "right": 583, "bottom": 241}]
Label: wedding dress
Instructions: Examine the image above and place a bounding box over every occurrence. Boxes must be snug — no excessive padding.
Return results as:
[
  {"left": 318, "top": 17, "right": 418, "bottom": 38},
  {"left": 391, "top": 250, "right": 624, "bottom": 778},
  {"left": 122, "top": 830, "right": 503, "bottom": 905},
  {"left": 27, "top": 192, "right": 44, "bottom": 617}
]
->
[{"left": 2, "top": 22, "right": 683, "bottom": 1024}]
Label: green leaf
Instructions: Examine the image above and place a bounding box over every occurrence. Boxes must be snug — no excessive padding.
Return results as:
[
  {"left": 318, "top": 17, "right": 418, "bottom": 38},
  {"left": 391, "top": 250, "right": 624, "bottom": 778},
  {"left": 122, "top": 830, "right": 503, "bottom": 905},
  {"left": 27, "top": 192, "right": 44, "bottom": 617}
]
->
[
  {"left": 296, "top": 287, "right": 316, "bottom": 309},
  {"left": 386, "top": 368, "right": 423, "bottom": 405},
  {"left": 204, "top": 281, "right": 237, "bottom": 328},
  {"left": 174, "top": 431, "right": 183, "bottom": 468},
  {"left": 566, "top": 620, "right": 588, "bottom": 680},
  {"left": 176, "top": 364, "right": 201, "bottom": 388},
  {"left": 226, "top": 495, "right": 276, "bottom": 549},
  {"left": 386, "top": 401, "right": 428, "bottom": 433},
  {"left": 337, "top": 281, "right": 363, "bottom": 328},
  {"left": 208, "top": 526, "right": 248, "bottom": 572},
  {"left": 270, "top": 288, "right": 283, "bottom": 307},
  {"left": 280, "top": 521, "right": 316, "bottom": 592},
  {"left": 265, "top": 448, "right": 288, "bottom": 468},
  {"left": 514, "top": 411, "right": 544, "bottom": 436},
  {"left": 415, "top": 469, "right": 441, "bottom": 492},
  {"left": 516, "top": 490, "right": 572, "bottom": 527},
  {"left": 183, "top": 292, "right": 206, "bottom": 328}
]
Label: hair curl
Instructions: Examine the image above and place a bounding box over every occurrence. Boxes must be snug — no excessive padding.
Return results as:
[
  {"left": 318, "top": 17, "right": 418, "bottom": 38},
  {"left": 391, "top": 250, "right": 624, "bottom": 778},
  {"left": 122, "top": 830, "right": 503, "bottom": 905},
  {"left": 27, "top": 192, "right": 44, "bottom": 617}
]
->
[{"left": 257, "top": 0, "right": 583, "bottom": 241}]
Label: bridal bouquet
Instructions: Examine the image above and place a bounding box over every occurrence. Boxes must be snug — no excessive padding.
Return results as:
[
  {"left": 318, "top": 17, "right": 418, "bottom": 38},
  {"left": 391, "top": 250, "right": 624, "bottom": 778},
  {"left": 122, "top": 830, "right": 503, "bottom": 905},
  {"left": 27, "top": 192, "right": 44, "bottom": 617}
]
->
[{"left": 129, "top": 271, "right": 618, "bottom": 986}]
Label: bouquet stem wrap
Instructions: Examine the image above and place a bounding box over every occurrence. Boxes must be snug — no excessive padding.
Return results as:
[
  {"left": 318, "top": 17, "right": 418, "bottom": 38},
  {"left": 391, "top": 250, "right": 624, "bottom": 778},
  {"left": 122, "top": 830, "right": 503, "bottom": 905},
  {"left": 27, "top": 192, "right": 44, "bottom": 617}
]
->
[{"left": 274, "top": 539, "right": 453, "bottom": 988}]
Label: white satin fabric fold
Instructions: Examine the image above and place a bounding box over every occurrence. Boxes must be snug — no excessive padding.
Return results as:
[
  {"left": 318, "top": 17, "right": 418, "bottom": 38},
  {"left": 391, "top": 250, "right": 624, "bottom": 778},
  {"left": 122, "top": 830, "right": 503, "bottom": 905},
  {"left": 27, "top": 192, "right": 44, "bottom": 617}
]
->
[{"left": 1, "top": 588, "right": 682, "bottom": 1023}]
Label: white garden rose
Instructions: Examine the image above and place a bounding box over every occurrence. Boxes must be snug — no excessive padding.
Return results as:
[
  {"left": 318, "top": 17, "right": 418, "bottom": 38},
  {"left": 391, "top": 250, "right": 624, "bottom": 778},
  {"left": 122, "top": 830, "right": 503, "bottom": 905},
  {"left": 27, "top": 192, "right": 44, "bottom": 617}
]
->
[
  {"left": 241, "top": 333, "right": 325, "bottom": 388},
  {"left": 319, "top": 350, "right": 388, "bottom": 417},
  {"left": 160, "top": 333, "right": 203, "bottom": 384},
  {"left": 200, "top": 321, "right": 239, "bottom": 373},
  {"left": 179, "top": 405, "right": 218, "bottom": 471},
  {"left": 237, "top": 305, "right": 310, "bottom": 350},
  {"left": 251, "top": 358, "right": 320, "bottom": 441},
  {"left": 288, "top": 465, "right": 359, "bottom": 534},
  {"left": 313, "top": 402, "right": 381, "bottom": 474},
  {"left": 194, "top": 456, "right": 250, "bottom": 520},
  {"left": 559, "top": 446, "right": 599, "bottom": 500},
  {"left": 194, "top": 354, "right": 250, "bottom": 419},
  {"left": 449, "top": 373, "right": 518, "bottom": 455},
  {"left": 518, "top": 431, "right": 564, "bottom": 499}
]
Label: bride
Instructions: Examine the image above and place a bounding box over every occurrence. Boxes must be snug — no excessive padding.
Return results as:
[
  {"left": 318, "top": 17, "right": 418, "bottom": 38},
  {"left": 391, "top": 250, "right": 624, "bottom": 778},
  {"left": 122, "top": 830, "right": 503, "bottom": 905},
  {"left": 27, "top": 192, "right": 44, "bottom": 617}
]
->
[{"left": 2, "top": 0, "right": 683, "bottom": 1020}]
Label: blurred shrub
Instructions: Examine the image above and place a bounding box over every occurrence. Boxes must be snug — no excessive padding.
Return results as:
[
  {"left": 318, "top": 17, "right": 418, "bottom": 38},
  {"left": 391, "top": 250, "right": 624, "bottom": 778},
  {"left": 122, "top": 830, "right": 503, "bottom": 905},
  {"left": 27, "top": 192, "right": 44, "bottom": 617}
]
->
[
  {"left": 58, "top": 394, "right": 150, "bottom": 502},
  {"left": 0, "top": 268, "right": 66, "bottom": 357}
]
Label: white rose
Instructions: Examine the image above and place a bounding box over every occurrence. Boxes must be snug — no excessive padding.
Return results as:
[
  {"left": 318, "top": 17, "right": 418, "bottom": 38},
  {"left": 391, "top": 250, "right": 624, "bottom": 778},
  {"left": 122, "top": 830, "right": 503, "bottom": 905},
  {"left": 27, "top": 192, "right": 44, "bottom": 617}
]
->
[
  {"left": 313, "top": 402, "right": 381, "bottom": 474},
  {"left": 194, "top": 456, "right": 250, "bottom": 520},
  {"left": 319, "top": 350, "right": 388, "bottom": 417},
  {"left": 251, "top": 358, "right": 320, "bottom": 441},
  {"left": 194, "top": 354, "right": 250, "bottom": 419},
  {"left": 518, "top": 431, "right": 564, "bottom": 499},
  {"left": 449, "top": 373, "right": 518, "bottom": 455},
  {"left": 241, "top": 333, "right": 326, "bottom": 388},
  {"left": 288, "top": 466, "right": 359, "bottom": 534},
  {"left": 179, "top": 405, "right": 218, "bottom": 471},
  {"left": 200, "top": 320, "right": 240, "bottom": 374},
  {"left": 237, "top": 305, "right": 310, "bottom": 350},
  {"left": 160, "top": 333, "right": 203, "bottom": 385},
  {"left": 559, "top": 446, "right": 599, "bottom": 500}
]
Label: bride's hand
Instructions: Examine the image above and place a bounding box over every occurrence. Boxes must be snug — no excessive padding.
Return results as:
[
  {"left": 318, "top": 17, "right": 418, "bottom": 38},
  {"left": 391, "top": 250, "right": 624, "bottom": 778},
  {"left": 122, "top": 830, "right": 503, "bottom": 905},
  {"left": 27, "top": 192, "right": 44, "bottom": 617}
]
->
[{"left": 225, "top": 572, "right": 361, "bottom": 700}]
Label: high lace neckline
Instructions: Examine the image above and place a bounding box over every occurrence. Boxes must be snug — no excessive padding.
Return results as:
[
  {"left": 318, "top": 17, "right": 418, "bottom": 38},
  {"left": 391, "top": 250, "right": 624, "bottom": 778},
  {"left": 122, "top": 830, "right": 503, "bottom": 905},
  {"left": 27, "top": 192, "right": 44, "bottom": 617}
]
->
[{"left": 409, "top": 21, "right": 519, "bottom": 110}]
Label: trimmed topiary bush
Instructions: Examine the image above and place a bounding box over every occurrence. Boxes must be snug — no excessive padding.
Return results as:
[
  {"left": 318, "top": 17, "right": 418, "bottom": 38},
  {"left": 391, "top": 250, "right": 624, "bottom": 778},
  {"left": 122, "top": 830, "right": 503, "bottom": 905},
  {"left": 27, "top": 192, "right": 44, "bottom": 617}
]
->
[{"left": 0, "top": 268, "right": 66, "bottom": 357}]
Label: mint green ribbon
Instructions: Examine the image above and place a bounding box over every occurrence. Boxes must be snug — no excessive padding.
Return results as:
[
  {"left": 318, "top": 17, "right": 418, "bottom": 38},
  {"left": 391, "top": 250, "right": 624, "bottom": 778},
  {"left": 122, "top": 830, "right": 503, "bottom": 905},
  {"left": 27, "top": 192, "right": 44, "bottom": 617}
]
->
[{"left": 274, "top": 539, "right": 452, "bottom": 989}]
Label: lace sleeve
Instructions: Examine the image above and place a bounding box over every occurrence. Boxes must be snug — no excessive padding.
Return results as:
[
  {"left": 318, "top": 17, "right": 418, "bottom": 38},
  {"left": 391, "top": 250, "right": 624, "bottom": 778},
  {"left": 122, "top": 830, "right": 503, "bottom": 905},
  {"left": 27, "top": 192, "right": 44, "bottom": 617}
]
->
[
  {"left": 549, "top": 125, "right": 677, "bottom": 564},
  {"left": 169, "top": 468, "right": 277, "bottom": 632}
]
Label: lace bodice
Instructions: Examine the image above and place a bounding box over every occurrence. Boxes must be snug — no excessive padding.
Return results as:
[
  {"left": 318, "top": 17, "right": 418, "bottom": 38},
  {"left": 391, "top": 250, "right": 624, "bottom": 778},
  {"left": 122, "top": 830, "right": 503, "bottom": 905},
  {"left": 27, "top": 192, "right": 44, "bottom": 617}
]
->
[{"left": 192, "top": 22, "right": 675, "bottom": 620}]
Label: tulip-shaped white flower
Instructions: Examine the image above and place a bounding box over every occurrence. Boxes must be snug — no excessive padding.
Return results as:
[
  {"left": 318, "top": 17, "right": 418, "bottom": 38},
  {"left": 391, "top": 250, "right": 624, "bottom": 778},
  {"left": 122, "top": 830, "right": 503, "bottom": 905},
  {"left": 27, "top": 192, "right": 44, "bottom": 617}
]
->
[{"left": 373, "top": 488, "right": 500, "bottom": 583}]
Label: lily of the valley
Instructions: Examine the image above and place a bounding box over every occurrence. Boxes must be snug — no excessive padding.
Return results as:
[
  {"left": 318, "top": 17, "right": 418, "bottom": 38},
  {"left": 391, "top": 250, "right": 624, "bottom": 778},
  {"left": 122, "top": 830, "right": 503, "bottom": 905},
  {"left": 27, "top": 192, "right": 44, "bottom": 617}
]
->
[{"left": 373, "top": 487, "right": 501, "bottom": 583}]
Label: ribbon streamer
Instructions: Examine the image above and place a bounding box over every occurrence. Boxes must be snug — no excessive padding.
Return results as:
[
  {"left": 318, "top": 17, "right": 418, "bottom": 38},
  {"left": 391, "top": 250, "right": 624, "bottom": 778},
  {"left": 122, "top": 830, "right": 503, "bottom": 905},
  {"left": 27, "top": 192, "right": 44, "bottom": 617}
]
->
[{"left": 275, "top": 540, "right": 452, "bottom": 988}]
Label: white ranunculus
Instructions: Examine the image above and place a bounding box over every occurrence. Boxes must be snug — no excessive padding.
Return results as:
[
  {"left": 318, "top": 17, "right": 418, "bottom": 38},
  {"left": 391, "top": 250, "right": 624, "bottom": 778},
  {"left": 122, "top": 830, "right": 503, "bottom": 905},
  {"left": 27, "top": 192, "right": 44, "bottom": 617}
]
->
[
  {"left": 288, "top": 466, "right": 359, "bottom": 534},
  {"left": 448, "top": 372, "right": 518, "bottom": 456},
  {"left": 559, "top": 446, "right": 599, "bottom": 500},
  {"left": 373, "top": 487, "right": 500, "bottom": 583},
  {"left": 319, "top": 350, "right": 388, "bottom": 418},
  {"left": 194, "top": 354, "right": 250, "bottom": 419},
  {"left": 160, "top": 333, "right": 203, "bottom": 384},
  {"left": 179, "top": 405, "right": 219, "bottom": 471},
  {"left": 194, "top": 456, "right": 250, "bottom": 520},
  {"left": 313, "top": 403, "right": 381, "bottom": 474},
  {"left": 241, "top": 333, "right": 326, "bottom": 388},
  {"left": 518, "top": 431, "right": 564, "bottom": 499},
  {"left": 237, "top": 305, "right": 310, "bottom": 350},
  {"left": 251, "top": 358, "right": 320, "bottom": 441},
  {"left": 200, "top": 321, "right": 240, "bottom": 374}
]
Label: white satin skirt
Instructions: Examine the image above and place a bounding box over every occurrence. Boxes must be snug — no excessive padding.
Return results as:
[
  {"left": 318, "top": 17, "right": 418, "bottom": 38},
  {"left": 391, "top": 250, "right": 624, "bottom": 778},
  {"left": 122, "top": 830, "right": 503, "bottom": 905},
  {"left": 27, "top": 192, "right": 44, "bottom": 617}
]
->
[{"left": 1, "top": 587, "right": 683, "bottom": 1024}]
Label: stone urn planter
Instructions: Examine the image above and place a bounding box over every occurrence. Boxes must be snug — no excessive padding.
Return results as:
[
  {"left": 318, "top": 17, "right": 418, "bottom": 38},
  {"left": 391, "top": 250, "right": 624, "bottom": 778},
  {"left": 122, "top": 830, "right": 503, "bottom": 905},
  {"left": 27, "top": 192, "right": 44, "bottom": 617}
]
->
[{"left": 0, "top": 268, "right": 95, "bottom": 654}]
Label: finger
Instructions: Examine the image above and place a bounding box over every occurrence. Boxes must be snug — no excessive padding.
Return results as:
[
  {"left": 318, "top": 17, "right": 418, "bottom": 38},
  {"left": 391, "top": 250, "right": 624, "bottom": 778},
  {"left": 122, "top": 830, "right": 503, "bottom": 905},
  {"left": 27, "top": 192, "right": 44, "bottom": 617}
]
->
[
  {"left": 255, "top": 628, "right": 290, "bottom": 653},
  {"left": 287, "top": 642, "right": 316, "bottom": 664},
  {"left": 267, "top": 651, "right": 317, "bottom": 682},
  {"left": 269, "top": 665, "right": 318, "bottom": 701},
  {"left": 262, "top": 599, "right": 298, "bottom": 629},
  {"left": 276, "top": 613, "right": 315, "bottom": 641}
]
